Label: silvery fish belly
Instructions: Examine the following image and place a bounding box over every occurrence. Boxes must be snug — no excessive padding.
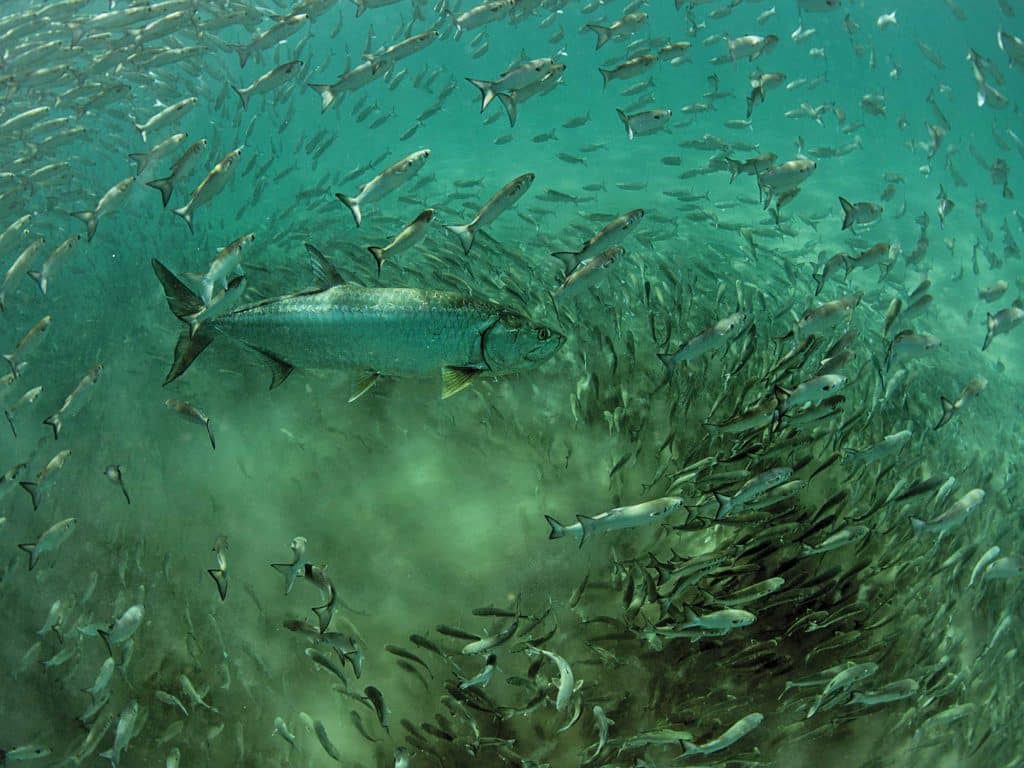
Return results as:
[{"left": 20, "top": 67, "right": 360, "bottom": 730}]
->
[{"left": 215, "top": 287, "right": 499, "bottom": 374}]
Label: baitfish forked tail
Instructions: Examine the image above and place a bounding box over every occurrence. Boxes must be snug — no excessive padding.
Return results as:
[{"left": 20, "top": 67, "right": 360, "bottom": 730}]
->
[
  {"left": 982, "top": 312, "right": 997, "bottom": 351},
  {"left": 934, "top": 396, "right": 956, "bottom": 430},
  {"left": 207, "top": 567, "right": 228, "bottom": 600},
  {"left": 839, "top": 196, "right": 856, "bottom": 230},
  {"left": 443, "top": 222, "right": 475, "bottom": 255},
  {"left": 152, "top": 259, "right": 215, "bottom": 386},
  {"left": 334, "top": 192, "right": 362, "bottom": 227},
  {"left": 146, "top": 176, "right": 175, "bottom": 208},
  {"left": 71, "top": 210, "right": 98, "bottom": 242}
]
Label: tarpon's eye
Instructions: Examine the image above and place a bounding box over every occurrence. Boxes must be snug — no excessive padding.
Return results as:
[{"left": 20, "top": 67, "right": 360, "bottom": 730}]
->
[{"left": 538, "top": 328, "right": 551, "bottom": 341}]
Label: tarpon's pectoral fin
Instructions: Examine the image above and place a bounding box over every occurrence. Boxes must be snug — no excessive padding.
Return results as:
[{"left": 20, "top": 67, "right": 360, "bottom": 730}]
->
[
  {"left": 349, "top": 371, "right": 381, "bottom": 403},
  {"left": 441, "top": 366, "right": 483, "bottom": 399},
  {"left": 305, "top": 243, "right": 345, "bottom": 287},
  {"left": 258, "top": 350, "right": 295, "bottom": 390}
]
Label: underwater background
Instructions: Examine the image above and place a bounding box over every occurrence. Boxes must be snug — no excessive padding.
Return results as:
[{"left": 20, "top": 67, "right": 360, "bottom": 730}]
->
[{"left": 0, "top": 0, "right": 1022, "bottom": 766}]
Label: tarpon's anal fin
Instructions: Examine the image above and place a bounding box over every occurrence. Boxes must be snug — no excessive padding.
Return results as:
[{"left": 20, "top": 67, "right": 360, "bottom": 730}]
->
[
  {"left": 441, "top": 366, "right": 482, "bottom": 399},
  {"left": 575, "top": 514, "right": 597, "bottom": 548},
  {"left": 258, "top": 350, "right": 295, "bottom": 390}
]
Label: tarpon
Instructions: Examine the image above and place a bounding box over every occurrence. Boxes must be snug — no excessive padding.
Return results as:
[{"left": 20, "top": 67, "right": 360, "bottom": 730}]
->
[{"left": 152, "top": 251, "right": 563, "bottom": 399}]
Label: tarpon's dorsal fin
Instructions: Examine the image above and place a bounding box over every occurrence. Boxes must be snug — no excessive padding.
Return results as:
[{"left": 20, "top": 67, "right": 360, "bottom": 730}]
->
[
  {"left": 258, "top": 350, "right": 295, "bottom": 390},
  {"left": 348, "top": 371, "right": 380, "bottom": 403},
  {"left": 441, "top": 366, "right": 482, "bottom": 399},
  {"left": 305, "top": 243, "right": 345, "bottom": 288}
]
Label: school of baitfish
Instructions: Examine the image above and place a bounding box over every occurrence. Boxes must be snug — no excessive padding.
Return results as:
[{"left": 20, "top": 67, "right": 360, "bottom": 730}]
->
[{"left": 0, "top": 0, "right": 1021, "bottom": 766}]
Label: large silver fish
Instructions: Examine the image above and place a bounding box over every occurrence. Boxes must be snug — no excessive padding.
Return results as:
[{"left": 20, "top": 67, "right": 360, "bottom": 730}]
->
[{"left": 152, "top": 252, "right": 564, "bottom": 399}]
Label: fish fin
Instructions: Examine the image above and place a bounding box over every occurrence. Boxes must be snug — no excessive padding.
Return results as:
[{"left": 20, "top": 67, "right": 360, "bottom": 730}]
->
[
  {"left": 127, "top": 151, "right": 147, "bottom": 173},
  {"left": 812, "top": 270, "right": 827, "bottom": 295},
  {"left": 230, "top": 43, "right": 250, "bottom": 68},
  {"left": 5, "top": 409, "right": 16, "bottom": 437},
  {"left": 681, "top": 741, "right": 699, "bottom": 756},
  {"left": 17, "top": 540, "right": 37, "bottom": 569},
  {"left": 71, "top": 210, "right": 97, "bottom": 242},
  {"left": 496, "top": 91, "right": 517, "bottom": 127},
  {"left": 615, "top": 108, "right": 634, "bottom": 140},
  {"left": 305, "top": 243, "right": 345, "bottom": 287},
  {"left": 171, "top": 203, "right": 194, "bottom": 234},
  {"left": 153, "top": 259, "right": 205, "bottom": 320},
  {"left": 586, "top": 23, "right": 611, "bottom": 49},
  {"left": 335, "top": 192, "right": 362, "bottom": 227},
  {"left": 550, "top": 250, "right": 581, "bottom": 272},
  {"left": 909, "top": 517, "right": 926, "bottom": 535},
  {"left": 441, "top": 366, "right": 482, "bottom": 399},
  {"left": 165, "top": 328, "right": 214, "bottom": 386},
  {"left": 575, "top": 514, "right": 597, "bottom": 547},
  {"left": 313, "top": 603, "right": 333, "bottom": 633},
  {"left": 544, "top": 514, "right": 566, "bottom": 540},
  {"left": 349, "top": 371, "right": 380, "bottom": 403},
  {"left": 231, "top": 85, "right": 249, "bottom": 111},
  {"left": 465, "top": 77, "right": 495, "bottom": 111},
  {"left": 443, "top": 223, "right": 474, "bottom": 255},
  {"left": 934, "top": 396, "right": 956, "bottom": 430},
  {"left": 97, "top": 628, "right": 114, "bottom": 658},
  {"left": 42, "top": 413, "right": 60, "bottom": 440},
  {"left": 308, "top": 82, "right": 338, "bottom": 113},
  {"left": 682, "top": 605, "right": 700, "bottom": 627},
  {"left": 207, "top": 568, "right": 228, "bottom": 600},
  {"left": 367, "top": 246, "right": 385, "bottom": 275},
  {"left": 206, "top": 420, "right": 216, "bottom": 450},
  {"left": 599, "top": 68, "right": 611, "bottom": 90},
  {"left": 982, "top": 312, "right": 995, "bottom": 351},
  {"left": 258, "top": 350, "right": 295, "bottom": 390},
  {"left": 146, "top": 176, "right": 174, "bottom": 207},
  {"left": 270, "top": 562, "right": 297, "bottom": 595},
  {"left": 712, "top": 491, "right": 730, "bottom": 517},
  {"left": 977, "top": 88, "right": 986, "bottom": 108},
  {"left": 656, "top": 352, "right": 676, "bottom": 375},
  {"left": 839, "top": 196, "right": 855, "bottom": 230},
  {"left": 27, "top": 270, "right": 46, "bottom": 295}
]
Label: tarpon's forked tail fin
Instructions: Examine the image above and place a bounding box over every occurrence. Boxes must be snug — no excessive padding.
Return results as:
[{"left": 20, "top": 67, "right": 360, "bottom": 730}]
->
[{"left": 152, "top": 259, "right": 214, "bottom": 386}]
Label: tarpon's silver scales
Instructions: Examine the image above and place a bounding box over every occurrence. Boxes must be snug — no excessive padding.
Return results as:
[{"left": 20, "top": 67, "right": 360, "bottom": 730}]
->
[{"left": 152, "top": 252, "right": 564, "bottom": 398}]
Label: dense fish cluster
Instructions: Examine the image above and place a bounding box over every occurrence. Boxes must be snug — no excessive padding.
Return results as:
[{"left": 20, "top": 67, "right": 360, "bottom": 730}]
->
[{"left": 0, "top": 0, "right": 1022, "bottom": 767}]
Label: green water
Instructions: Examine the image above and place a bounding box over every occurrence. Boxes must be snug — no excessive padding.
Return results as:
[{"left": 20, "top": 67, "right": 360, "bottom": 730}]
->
[{"left": 0, "top": 0, "right": 1021, "bottom": 766}]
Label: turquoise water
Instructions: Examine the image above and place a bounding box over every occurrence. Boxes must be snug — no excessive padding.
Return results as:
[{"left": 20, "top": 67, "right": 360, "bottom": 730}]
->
[{"left": 0, "top": 0, "right": 1021, "bottom": 766}]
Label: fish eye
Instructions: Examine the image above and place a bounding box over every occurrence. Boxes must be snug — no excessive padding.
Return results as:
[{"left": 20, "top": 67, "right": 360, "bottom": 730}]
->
[{"left": 538, "top": 328, "right": 551, "bottom": 341}]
